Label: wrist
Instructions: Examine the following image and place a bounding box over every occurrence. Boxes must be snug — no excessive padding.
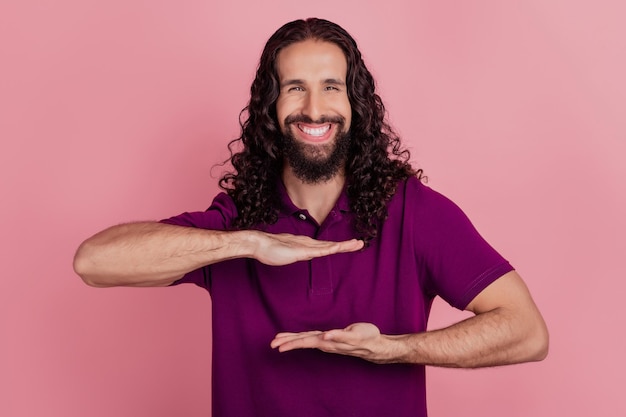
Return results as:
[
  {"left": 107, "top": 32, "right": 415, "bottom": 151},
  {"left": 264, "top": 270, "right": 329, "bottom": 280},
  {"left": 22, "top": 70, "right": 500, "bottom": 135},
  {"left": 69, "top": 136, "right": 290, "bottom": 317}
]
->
[
  {"left": 379, "top": 334, "right": 415, "bottom": 364},
  {"left": 231, "top": 229, "right": 262, "bottom": 259}
]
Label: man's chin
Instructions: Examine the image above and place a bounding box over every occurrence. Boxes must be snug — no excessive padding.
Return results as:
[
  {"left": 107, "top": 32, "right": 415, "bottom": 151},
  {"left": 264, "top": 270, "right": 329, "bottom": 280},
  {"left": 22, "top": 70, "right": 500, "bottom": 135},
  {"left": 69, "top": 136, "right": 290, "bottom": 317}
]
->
[{"left": 280, "top": 125, "right": 350, "bottom": 183}]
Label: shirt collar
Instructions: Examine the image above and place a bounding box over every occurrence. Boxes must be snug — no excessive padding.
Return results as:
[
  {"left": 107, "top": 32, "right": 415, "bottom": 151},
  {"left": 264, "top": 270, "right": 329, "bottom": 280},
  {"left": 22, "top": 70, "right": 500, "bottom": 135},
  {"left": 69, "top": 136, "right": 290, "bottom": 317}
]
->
[{"left": 276, "top": 179, "right": 351, "bottom": 217}]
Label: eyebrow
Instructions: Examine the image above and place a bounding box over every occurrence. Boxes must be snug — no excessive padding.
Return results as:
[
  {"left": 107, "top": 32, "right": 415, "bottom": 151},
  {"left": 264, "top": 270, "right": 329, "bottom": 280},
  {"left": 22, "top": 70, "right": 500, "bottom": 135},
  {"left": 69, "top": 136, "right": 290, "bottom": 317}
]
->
[{"left": 280, "top": 78, "right": 346, "bottom": 88}]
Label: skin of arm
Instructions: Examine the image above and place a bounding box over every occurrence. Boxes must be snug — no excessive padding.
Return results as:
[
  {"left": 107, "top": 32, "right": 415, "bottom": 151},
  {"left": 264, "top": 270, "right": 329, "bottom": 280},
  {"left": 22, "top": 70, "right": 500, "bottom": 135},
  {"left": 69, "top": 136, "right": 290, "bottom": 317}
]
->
[
  {"left": 73, "top": 221, "right": 364, "bottom": 288},
  {"left": 270, "top": 271, "right": 549, "bottom": 368}
]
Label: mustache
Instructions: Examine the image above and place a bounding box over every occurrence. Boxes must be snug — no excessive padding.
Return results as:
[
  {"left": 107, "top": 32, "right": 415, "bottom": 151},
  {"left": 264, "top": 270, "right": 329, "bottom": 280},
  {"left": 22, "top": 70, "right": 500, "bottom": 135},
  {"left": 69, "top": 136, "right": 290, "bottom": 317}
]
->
[{"left": 284, "top": 114, "right": 345, "bottom": 126}]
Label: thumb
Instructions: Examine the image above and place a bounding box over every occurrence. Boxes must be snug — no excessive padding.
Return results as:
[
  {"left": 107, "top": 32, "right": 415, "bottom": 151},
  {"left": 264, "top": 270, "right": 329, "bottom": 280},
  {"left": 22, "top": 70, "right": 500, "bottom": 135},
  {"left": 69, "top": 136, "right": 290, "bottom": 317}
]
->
[{"left": 323, "top": 323, "right": 368, "bottom": 343}]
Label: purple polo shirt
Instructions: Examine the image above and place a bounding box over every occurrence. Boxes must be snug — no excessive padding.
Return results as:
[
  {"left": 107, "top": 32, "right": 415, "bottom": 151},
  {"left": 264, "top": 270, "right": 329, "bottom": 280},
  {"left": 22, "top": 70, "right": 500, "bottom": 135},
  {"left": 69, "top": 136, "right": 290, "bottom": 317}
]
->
[{"left": 161, "top": 176, "right": 513, "bottom": 417}]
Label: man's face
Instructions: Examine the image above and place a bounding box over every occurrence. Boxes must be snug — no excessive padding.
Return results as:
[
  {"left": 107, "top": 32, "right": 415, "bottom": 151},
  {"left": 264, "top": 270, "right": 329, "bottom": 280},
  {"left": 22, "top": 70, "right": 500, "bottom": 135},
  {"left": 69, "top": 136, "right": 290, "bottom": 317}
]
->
[{"left": 275, "top": 39, "right": 352, "bottom": 183}]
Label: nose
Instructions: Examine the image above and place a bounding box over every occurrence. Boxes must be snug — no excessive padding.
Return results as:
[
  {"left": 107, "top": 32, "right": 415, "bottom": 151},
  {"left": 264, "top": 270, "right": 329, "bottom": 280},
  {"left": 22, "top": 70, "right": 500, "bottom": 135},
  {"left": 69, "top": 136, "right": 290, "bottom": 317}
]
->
[{"left": 301, "top": 90, "right": 323, "bottom": 122}]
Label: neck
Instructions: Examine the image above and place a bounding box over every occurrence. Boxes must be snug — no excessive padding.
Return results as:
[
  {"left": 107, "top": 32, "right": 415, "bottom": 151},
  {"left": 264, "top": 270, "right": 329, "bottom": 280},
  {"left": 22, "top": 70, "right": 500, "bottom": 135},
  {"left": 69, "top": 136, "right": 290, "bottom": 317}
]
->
[{"left": 282, "top": 165, "right": 345, "bottom": 224}]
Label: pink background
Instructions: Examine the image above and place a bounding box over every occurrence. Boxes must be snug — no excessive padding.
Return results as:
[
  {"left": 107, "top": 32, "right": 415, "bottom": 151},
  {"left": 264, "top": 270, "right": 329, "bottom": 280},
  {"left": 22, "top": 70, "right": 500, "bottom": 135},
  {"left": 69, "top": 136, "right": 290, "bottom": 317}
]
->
[{"left": 1, "top": 1, "right": 624, "bottom": 416}]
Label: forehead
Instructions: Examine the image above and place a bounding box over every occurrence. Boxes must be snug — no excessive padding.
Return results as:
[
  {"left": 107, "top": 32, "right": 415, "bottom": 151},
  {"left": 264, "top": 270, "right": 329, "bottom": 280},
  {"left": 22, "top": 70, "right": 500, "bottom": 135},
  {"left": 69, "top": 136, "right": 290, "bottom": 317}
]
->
[{"left": 276, "top": 39, "right": 348, "bottom": 81}]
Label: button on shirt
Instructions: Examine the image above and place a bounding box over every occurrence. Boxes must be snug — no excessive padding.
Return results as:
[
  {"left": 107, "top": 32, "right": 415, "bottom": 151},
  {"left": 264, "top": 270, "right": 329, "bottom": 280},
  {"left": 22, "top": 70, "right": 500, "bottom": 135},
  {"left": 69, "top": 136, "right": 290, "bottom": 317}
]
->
[{"left": 161, "top": 176, "right": 513, "bottom": 417}]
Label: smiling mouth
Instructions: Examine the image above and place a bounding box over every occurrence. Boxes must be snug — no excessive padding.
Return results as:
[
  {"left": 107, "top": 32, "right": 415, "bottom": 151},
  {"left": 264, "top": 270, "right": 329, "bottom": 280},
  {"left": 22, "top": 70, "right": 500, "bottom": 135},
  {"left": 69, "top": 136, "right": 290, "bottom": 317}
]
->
[{"left": 297, "top": 123, "right": 331, "bottom": 137}]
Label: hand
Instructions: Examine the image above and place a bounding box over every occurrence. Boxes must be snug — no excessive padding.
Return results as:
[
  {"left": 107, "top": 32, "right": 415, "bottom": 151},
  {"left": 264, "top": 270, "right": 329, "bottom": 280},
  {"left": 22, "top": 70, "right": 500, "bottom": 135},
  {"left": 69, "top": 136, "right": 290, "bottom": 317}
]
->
[
  {"left": 270, "top": 322, "right": 397, "bottom": 364},
  {"left": 249, "top": 231, "right": 364, "bottom": 266}
]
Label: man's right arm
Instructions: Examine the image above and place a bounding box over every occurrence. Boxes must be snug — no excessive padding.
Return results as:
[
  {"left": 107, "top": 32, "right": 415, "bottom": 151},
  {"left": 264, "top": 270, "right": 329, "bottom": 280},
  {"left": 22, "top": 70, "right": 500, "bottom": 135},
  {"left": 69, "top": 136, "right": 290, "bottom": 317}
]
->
[{"left": 73, "top": 222, "right": 363, "bottom": 287}]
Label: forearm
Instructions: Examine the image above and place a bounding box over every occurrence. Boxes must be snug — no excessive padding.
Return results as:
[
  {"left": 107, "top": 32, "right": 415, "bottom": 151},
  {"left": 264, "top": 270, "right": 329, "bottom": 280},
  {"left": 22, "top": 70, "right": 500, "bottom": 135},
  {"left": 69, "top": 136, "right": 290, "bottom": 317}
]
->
[
  {"left": 74, "top": 222, "right": 365, "bottom": 287},
  {"left": 73, "top": 222, "right": 253, "bottom": 287},
  {"left": 386, "top": 307, "right": 549, "bottom": 368},
  {"left": 272, "top": 272, "right": 548, "bottom": 367}
]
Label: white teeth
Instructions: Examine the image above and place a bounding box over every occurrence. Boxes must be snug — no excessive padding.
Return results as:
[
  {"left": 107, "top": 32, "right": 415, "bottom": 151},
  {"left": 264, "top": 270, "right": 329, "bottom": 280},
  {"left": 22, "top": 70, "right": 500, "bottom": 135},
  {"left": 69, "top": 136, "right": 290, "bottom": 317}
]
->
[{"left": 299, "top": 124, "right": 330, "bottom": 137}]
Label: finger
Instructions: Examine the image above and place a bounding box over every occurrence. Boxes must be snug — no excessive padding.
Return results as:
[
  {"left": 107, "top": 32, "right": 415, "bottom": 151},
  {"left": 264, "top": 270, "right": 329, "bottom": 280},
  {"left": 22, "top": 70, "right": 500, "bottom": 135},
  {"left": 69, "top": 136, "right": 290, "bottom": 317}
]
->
[
  {"left": 273, "top": 333, "right": 328, "bottom": 352},
  {"left": 270, "top": 331, "right": 323, "bottom": 348},
  {"left": 329, "top": 239, "right": 365, "bottom": 254},
  {"left": 273, "top": 330, "right": 323, "bottom": 339},
  {"left": 283, "top": 236, "right": 362, "bottom": 251},
  {"left": 304, "top": 239, "right": 364, "bottom": 260},
  {"left": 279, "top": 337, "right": 360, "bottom": 355},
  {"left": 322, "top": 329, "right": 363, "bottom": 346},
  {"left": 329, "top": 238, "right": 360, "bottom": 246},
  {"left": 324, "top": 323, "right": 379, "bottom": 343}
]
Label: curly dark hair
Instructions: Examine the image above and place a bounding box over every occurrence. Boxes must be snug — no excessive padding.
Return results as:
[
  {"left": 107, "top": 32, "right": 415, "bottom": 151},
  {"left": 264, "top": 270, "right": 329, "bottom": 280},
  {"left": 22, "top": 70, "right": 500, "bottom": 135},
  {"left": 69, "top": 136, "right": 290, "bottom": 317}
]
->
[{"left": 219, "top": 18, "right": 422, "bottom": 242}]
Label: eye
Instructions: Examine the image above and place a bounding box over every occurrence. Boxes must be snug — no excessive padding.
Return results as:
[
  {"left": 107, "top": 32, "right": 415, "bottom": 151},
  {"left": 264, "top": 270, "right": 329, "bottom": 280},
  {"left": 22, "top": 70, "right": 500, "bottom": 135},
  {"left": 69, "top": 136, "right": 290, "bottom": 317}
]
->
[
  {"left": 325, "top": 85, "right": 340, "bottom": 91},
  {"left": 288, "top": 86, "right": 304, "bottom": 92}
]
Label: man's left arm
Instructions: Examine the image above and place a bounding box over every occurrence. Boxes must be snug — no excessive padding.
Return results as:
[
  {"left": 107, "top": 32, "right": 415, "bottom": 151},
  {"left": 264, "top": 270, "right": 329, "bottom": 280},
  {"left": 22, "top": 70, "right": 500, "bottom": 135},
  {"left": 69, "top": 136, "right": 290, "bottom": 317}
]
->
[{"left": 271, "top": 271, "right": 549, "bottom": 367}]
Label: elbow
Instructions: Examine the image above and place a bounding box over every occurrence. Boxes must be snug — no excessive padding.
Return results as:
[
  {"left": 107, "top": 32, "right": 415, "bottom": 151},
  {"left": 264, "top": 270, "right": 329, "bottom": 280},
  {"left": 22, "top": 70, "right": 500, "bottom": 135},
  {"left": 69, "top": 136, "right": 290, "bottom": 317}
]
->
[
  {"left": 73, "top": 242, "right": 107, "bottom": 287},
  {"left": 534, "top": 325, "right": 550, "bottom": 362},
  {"left": 526, "top": 317, "right": 550, "bottom": 362}
]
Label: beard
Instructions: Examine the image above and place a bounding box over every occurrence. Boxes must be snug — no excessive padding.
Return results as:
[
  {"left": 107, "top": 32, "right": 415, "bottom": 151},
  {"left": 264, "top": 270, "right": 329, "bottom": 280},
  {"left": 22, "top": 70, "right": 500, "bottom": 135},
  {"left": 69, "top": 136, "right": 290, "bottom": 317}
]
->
[{"left": 279, "top": 115, "right": 351, "bottom": 184}]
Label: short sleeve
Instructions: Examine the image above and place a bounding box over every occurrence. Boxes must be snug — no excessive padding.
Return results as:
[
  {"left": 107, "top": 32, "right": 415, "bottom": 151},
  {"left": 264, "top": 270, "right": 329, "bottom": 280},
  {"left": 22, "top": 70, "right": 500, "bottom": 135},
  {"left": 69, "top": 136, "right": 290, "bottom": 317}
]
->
[
  {"left": 409, "top": 179, "right": 514, "bottom": 309},
  {"left": 159, "top": 192, "right": 238, "bottom": 289}
]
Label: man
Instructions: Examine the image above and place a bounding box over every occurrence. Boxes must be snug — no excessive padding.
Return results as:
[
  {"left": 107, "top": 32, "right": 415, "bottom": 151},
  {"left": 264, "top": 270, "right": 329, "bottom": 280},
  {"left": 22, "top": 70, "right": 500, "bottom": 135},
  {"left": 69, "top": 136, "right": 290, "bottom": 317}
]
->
[{"left": 74, "top": 18, "right": 548, "bottom": 417}]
